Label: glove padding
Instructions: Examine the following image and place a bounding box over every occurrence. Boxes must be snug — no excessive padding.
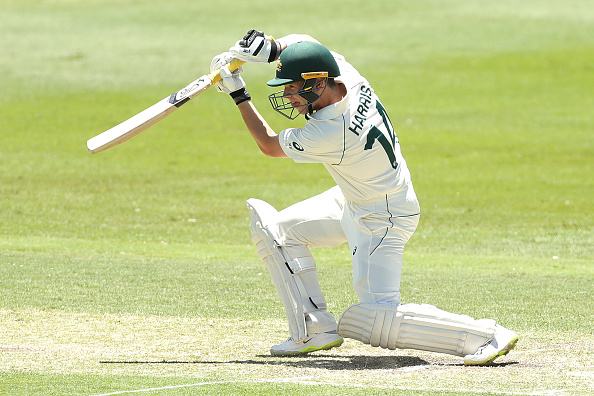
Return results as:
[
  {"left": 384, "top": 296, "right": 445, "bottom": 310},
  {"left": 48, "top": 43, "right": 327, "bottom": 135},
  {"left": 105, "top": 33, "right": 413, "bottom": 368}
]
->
[
  {"left": 210, "top": 52, "right": 246, "bottom": 94},
  {"left": 210, "top": 52, "right": 251, "bottom": 105},
  {"left": 229, "top": 29, "right": 281, "bottom": 63}
]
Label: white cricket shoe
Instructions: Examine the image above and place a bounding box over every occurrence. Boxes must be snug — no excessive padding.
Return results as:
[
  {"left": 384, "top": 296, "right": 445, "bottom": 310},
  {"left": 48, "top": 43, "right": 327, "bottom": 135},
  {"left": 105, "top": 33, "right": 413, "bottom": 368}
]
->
[
  {"left": 464, "top": 324, "right": 519, "bottom": 366},
  {"left": 270, "top": 332, "right": 344, "bottom": 356}
]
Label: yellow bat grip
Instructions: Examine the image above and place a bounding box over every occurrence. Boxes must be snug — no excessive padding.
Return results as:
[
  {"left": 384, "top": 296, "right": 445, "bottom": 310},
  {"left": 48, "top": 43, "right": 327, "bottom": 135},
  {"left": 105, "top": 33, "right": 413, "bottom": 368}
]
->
[{"left": 208, "top": 58, "right": 246, "bottom": 84}]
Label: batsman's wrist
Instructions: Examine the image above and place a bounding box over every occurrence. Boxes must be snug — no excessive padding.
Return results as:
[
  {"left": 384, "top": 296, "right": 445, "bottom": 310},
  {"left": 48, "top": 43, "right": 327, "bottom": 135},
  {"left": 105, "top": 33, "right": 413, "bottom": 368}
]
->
[{"left": 230, "top": 88, "right": 251, "bottom": 105}]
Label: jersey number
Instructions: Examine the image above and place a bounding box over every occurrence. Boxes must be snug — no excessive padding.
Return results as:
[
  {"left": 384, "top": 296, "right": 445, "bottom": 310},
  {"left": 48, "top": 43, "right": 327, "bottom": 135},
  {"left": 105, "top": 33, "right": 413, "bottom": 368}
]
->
[{"left": 364, "top": 101, "right": 398, "bottom": 169}]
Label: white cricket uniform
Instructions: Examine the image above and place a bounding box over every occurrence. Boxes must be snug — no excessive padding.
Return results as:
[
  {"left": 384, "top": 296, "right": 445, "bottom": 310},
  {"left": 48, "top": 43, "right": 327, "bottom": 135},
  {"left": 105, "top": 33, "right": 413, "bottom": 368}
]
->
[{"left": 274, "top": 52, "right": 421, "bottom": 304}]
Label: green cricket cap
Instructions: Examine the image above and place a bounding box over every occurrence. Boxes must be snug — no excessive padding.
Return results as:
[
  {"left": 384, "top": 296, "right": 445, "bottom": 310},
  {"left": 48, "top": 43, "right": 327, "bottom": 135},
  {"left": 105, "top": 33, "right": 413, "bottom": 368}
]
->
[{"left": 267, "top": 41, "right": 340, "bottom": 87}]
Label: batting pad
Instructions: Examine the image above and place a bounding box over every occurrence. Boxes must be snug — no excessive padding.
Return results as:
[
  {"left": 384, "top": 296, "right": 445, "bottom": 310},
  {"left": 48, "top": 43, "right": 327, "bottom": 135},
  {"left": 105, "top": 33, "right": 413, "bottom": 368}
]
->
[
  {"left": 247, "top": 198, "right": 336, "bottom": 343},
  {"left": 338, "top": 303, "right": 496, "bottom": 356}
]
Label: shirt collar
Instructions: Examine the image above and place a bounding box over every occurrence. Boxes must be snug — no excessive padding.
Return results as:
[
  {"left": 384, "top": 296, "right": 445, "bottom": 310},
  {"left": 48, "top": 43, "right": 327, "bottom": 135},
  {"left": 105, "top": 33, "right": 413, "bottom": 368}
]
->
[{"left": 308, "top": 91, "right": 350, "bottom": 121}]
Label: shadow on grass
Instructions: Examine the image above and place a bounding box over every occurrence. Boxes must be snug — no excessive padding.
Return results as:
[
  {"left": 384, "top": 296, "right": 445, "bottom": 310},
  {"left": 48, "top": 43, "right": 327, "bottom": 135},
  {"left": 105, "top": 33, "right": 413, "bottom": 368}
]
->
[
  {"left": 100, "top": 355, "right": 519, "bottom": 370},
  {"left": 101, "top": 355, "right": 431, "bottom": 370}
]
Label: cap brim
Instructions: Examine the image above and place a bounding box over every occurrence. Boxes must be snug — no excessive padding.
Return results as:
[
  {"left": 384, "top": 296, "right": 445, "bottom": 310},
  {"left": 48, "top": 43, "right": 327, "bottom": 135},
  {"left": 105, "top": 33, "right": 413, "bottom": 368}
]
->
[{"left": 266, "top": 77, "right": 295, "bottom": 87}]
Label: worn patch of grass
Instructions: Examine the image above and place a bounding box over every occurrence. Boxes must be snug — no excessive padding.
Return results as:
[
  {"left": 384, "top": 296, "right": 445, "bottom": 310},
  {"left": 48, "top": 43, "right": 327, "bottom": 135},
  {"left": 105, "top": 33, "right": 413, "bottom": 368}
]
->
[{"left": 1, "top": 308, "right": 592, "bottom": 395}]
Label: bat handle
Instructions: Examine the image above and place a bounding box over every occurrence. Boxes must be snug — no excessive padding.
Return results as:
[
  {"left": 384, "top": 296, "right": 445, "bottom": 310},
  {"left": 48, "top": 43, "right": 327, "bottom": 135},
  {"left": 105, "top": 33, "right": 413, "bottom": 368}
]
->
[{"left": 208, "top": 58, "right": 246, "bottom": 84}]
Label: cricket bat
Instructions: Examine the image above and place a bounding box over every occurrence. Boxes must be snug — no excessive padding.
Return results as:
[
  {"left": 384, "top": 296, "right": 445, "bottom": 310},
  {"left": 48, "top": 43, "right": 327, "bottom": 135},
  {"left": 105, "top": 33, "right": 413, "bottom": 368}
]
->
[{"left": 87, "top": 58, "right": 245, "bottom": 154}]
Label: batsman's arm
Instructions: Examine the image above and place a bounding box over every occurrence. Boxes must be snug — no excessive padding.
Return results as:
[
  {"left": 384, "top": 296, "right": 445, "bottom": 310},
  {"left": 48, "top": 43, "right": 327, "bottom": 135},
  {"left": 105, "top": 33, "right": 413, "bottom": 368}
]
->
[
  {"left": 237, "top": 101, "right": 287, "bottom": 158},
  {"left": 275, "top": 34, "right": 320, "bottom": 52}
]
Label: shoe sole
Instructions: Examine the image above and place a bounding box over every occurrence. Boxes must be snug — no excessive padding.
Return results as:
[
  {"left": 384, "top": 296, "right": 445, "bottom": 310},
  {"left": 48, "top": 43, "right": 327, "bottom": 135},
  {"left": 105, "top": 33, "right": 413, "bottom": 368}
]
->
[
  {"left": 464, "top": 335, "right": 519, "bottom": 366},
  {"left": 271, "top": 338, "right": 344, "bottom": 356}
]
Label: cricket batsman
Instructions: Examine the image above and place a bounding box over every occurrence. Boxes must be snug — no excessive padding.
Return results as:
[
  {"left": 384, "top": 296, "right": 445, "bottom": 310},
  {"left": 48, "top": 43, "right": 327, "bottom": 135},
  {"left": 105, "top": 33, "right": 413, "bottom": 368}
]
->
[{"left": 209, "top": 30, "right": 518, "bottom": 365}]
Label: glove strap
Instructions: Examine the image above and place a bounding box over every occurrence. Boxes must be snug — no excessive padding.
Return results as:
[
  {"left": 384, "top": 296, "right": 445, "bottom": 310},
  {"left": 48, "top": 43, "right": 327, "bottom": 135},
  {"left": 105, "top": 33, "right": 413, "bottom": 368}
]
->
[
  {"left": 230, "top": 88, "right": 251, "bottom": 105},
  {"left": 268, "top": 41, "right": 281, "bottom": 63}
]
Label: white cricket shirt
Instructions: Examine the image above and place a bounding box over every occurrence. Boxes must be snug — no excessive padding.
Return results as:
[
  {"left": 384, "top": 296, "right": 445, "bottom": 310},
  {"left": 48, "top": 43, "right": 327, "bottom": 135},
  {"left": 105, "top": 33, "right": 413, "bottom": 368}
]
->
[{"left": 278, "top": 52, "right": 413, "bottom": 203}]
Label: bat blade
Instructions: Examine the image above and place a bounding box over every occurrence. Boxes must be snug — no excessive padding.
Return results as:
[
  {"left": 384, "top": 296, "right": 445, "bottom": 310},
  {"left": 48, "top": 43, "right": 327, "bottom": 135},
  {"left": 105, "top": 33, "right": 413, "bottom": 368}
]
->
[
  {"left": 87, "top": 97, "right": 175, "bottom": 153},
  {"left": 87, "top": 58, "right": 245, "bottom": 154},
  {"left": 87, "top": 76, "right": 211, "bottom": 154}
]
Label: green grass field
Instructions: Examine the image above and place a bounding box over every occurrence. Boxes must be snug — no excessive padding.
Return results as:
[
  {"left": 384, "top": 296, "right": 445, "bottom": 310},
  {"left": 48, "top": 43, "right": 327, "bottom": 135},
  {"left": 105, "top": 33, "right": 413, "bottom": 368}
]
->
[{"left": 1, "top": 0, "right": 592, "bottom": 394}]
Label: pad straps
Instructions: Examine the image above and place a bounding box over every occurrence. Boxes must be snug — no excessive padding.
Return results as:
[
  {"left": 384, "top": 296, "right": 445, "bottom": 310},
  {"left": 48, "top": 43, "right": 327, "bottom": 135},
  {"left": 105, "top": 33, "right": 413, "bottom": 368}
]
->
[{"left": 247, "top": 198, "right": 337, "bottom": 342}]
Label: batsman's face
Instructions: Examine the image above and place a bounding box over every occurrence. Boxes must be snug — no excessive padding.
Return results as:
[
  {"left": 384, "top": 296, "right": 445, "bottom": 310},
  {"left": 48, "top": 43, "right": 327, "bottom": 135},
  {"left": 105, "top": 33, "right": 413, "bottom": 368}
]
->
[
  {"left": 282, "top": 79, "right": 327, "bottom": 114},
  {"left": 283, "top": 81, "right": 309, "bottom": 114}
]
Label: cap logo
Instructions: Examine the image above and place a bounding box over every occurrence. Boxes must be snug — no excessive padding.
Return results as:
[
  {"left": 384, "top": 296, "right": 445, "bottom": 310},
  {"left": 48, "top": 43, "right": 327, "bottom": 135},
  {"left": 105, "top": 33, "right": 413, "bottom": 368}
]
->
[{"left": 276, "top": 60, "right": 282, "bottom": 72}]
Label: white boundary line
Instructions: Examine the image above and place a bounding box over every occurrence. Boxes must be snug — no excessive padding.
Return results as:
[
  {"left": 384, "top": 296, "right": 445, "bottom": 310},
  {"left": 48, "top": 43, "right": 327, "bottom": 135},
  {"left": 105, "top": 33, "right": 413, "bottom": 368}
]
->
[
  {"left": 88, "top": 377, "right": 314, "bottom": 396},
  {"left": 88, "top": 377, "right": 570, "bottom": 396},
  {"left": 89, "top": 381, "right": 230, "bottom": 395}
]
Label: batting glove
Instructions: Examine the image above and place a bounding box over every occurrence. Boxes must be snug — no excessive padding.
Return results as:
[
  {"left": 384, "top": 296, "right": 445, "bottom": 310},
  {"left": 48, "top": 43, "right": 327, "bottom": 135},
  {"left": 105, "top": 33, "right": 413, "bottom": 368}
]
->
[
  {"left": 210, "top": 52, "right": 251, "bottom": 105},
  {"left": 229, "top": 29, "right": 281, "bottom": 63}
]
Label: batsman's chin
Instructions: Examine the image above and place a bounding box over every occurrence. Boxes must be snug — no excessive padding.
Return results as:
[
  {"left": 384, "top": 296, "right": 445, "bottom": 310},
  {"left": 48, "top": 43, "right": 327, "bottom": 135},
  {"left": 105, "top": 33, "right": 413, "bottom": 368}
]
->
[{"left": 293, "top": 104, "right": 309, "bottom": 115}]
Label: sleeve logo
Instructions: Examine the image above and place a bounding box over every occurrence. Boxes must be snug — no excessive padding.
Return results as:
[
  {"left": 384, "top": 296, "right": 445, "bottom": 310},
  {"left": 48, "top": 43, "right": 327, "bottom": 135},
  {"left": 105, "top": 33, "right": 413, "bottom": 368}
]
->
[{"left": 292, "top": 142, "right": 304, "bottom": 151}]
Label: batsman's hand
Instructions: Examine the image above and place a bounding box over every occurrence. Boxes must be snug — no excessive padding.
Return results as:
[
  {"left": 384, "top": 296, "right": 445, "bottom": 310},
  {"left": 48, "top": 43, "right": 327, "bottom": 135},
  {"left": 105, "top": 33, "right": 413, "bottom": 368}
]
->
[
  {"left": 229, "top": 29, "right": 281, "bottom": 63},
  {"left": 210, "top": 52, "right": 251, "bottom": 105},
  {"left": 210, "top": 52, "right": 246, "bottom": 94}
]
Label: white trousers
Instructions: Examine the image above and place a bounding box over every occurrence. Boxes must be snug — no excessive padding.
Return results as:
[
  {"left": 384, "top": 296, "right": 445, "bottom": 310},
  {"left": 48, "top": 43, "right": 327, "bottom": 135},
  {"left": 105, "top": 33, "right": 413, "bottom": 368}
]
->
[{"left": 273, "top": 184, "right": 420, "bottom": 304}]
